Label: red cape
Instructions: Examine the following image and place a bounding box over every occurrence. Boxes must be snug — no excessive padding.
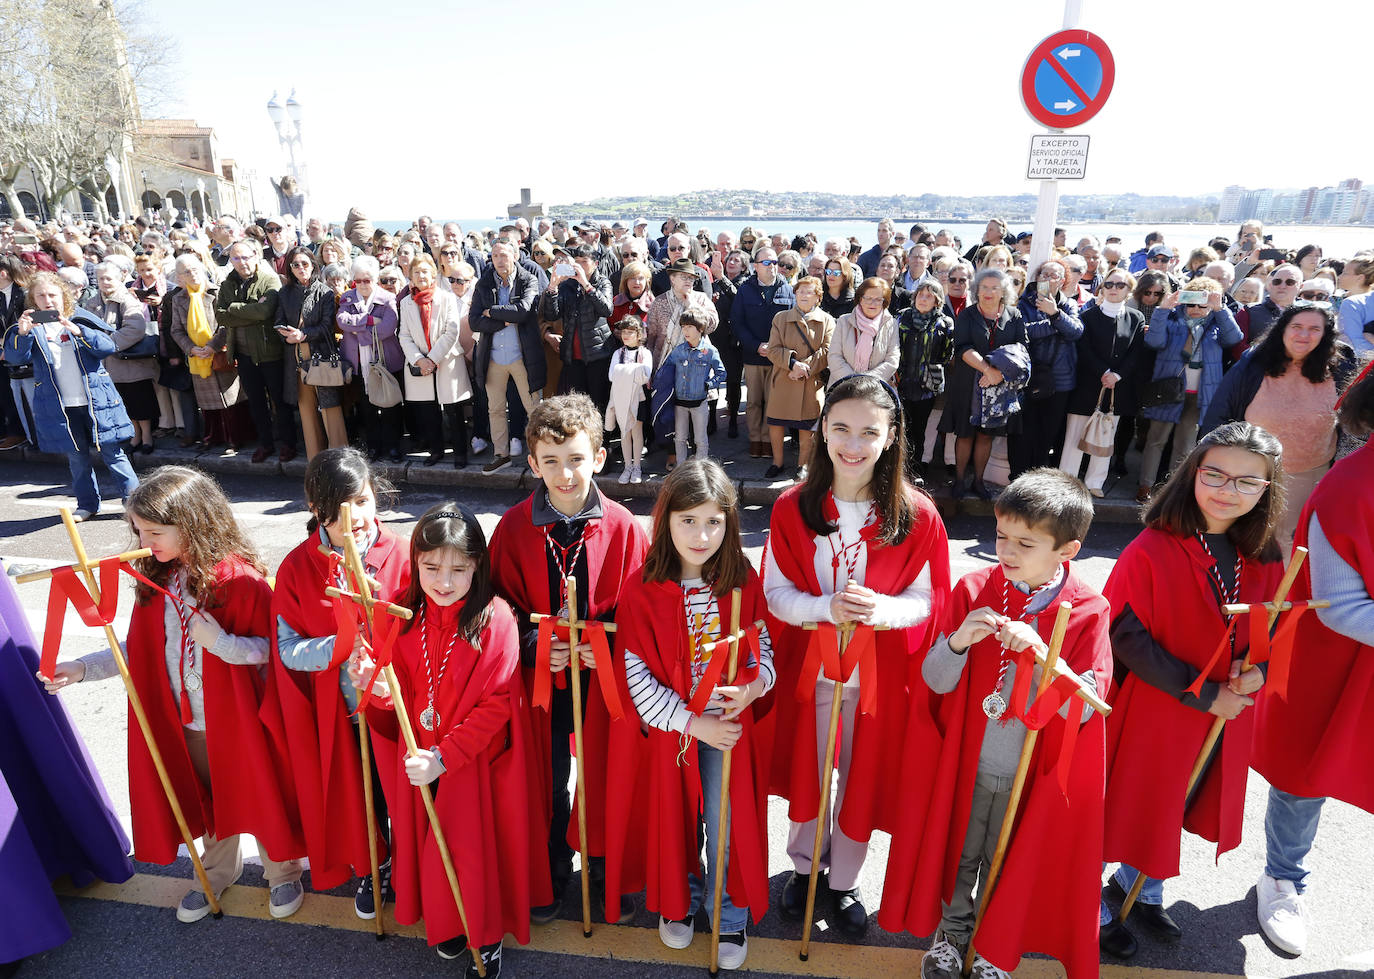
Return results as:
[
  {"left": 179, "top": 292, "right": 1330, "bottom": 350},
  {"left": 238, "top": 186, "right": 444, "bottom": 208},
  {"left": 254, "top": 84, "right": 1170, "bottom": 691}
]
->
[
  {"left": 259, "top": 528, "right": 409, "bottom": 889},
  {"left": 878, "top": 564, "right": 1111, "bottom": 979},
  {"left": 1100, "top": 529, "right": 1281, "bottom": 874},
  {"left": 603, "top": 572, "right": 772, "bottom": 923},
  {"left": 1254, "top": 441, "right": 1374, "bottom": 812},
  {"left": 758, "top": 484, "right": 950, "bottom": 840},
  {"left": 126, "top": 555, "right": 303, "bottom": 864},
  {"left": 489, "top": 491, "right": 649, "bottom": 861},
  {"left": 369, "top": 597, "right": 551, "bottom": 948}
]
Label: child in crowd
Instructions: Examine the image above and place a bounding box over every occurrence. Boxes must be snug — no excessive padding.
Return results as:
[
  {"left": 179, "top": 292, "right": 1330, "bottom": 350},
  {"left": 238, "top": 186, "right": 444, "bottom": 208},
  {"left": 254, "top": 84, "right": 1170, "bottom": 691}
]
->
[
  {"left": 363, "top": 504, "right": 549, "bottom": 978},
  {"left": 882, "top": 468, "right": 1112, "bottom": 979},
  {"left": 606, "top": 316, "right": 653, "bottom": 484},
  {"left": 262, "top": 447, "right": 411, "bottom": 918},
  {"left": 41, "top": 466, "right": 305, "bottom": 922},
  {"left": 763, "top": 373, "right": 950, "bottom": 937},
  {"left": 608, "top": 460, "right": 774, "bottom": 970},
  {"left": 661, "top": 308, "right": 726, "bottom": 467},
  {"left": 489, "top": 394, "right": 650, "bottom": 923},
  {"left": 1099, "top": 422, "right": 1285, "bottom": 959}
]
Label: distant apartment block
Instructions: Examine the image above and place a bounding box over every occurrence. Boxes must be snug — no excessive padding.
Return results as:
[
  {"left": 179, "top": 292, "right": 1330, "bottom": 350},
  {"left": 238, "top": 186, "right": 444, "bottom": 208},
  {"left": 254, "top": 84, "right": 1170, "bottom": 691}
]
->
[{"left": 1219, "top": 179, "right": 1367, "bottom": 225}]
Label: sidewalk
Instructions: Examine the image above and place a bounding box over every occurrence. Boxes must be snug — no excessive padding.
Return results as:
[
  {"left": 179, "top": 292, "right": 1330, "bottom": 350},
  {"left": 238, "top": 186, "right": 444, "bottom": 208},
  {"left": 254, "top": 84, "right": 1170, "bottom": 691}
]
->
[{"left": 0, "top": 407, "right": 1149, "bottom": 524}]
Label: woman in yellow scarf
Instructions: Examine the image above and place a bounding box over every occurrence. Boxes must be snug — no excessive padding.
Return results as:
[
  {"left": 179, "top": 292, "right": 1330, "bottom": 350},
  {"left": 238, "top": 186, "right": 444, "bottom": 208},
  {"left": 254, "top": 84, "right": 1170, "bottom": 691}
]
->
[{"left": 170, "top": 254, "right": 254, "bottom": 450}]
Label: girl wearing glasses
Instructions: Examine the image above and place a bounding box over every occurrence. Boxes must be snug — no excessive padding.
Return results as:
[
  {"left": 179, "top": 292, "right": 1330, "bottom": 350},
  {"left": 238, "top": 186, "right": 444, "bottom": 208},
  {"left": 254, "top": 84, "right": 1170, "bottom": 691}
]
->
[{"left": 1097, "top": 421, "right": 1285, "bottom": 960}]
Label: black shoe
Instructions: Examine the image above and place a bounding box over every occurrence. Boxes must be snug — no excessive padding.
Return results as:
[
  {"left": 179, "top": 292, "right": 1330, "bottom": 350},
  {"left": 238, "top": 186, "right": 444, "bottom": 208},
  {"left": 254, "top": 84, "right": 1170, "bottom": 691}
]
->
[
  {"left": 607, "top": 893, "right": 634, "bottom": 925},
  {"left": 763, "top": 463, "right": 785, "bottom": 479},
  {"left": 1131, "top": 901, "right": 1182, "bottom": 939},
  {"left": 728, "top": 418, "right": 739, "bottom": 439},
  {"left": 1110, "top": 456, "right": 1128, "bottom": 476},
  {"left": 436, "top": 935, "right": 469, "bottom": 960},
  {"left": 453, "top": 456, "right": 468, "bottom": 469},
  {"left": 530, "top": 893, "right": 562, "bottom": 925},
  {"left": 779, "top": 870, "right": 811, "bottom": 921},
  {"left": 1099, "top": 919, "right": 1138, "bottom": 958},
  {"left": 388, "top": 448, "right": 404, "bottom": 463},
  {"left": 952, "top": 475, "right": 970, "bottom": 500},
  {"left": 972, "top": 478, "right": 995, "bottom": 501},
  {"left": 354, "top": 861, "right": 393, "bottom": 919},
  {"left": 833, "top": 885, "right": 868, "bottom": 936},
  {"left": 466, "top": 941, "right": 502, "bottom": 978}
]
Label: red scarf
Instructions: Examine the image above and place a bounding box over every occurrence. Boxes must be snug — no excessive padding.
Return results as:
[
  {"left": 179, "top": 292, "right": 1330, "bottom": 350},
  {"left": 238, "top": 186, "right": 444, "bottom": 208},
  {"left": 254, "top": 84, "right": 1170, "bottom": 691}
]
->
[{"left": 412, "top": 286, "right": 435, "bottom": 345}]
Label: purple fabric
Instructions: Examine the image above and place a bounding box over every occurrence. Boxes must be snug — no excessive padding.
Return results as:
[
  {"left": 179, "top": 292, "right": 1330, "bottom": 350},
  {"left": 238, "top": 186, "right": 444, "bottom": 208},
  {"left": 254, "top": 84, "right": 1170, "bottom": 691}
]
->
[{"left": 0, "top": 567, "right": 133, "bottom": 964}]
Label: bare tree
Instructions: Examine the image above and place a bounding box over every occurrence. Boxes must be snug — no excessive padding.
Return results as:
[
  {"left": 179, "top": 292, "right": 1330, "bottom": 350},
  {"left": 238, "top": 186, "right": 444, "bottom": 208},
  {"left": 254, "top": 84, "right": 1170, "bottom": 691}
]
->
[{"left": 0, "top": 0, "right": 176, "bottom": 220}]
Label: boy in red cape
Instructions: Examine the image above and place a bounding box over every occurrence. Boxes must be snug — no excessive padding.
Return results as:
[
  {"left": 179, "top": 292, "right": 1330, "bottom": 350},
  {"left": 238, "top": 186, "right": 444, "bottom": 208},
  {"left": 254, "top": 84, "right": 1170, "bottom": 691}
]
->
[
  {"left": 880, "top": 469, "right": 1111, "bottom": 979},
  {"left": 363, "top": 503, "right": 550, "bottom": 976},
  {"left": 489, "top": 394, "right": 650, "bottom": 923},
  {"left": 1252, "top": 366, "right": 1374, "bottom": 956},
  {"left": 260, "top": 448, "right": 408, "bottom": 911}
]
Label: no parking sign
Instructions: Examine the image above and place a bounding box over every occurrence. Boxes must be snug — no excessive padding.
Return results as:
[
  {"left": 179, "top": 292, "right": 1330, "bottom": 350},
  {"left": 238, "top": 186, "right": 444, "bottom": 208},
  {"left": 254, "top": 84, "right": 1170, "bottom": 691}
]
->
[{"left": 1020, "top": 29, "right": 1114, "bottom": 129}]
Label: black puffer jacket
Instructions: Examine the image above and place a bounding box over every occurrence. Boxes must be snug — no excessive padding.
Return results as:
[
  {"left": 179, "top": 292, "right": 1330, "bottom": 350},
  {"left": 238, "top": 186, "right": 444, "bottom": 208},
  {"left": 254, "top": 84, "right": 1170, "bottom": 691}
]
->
[{"left": 540, "top": 272, "right": 615, "bottom": 364}]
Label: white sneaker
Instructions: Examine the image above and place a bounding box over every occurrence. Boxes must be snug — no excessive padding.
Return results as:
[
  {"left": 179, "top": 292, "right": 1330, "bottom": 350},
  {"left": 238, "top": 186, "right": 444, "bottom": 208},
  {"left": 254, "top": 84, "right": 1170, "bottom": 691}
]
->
[
  {"left": 510, "top": 438, "right": 522, "bottom": 456},
  {"left": 658, "top": 914, "right": 694, "bottom": 950},
  {"left": 717, "top": 929, "right": 748, "bottom": 970},
  {"left": 71, "top": 508, "right": 93, "bottom": 523},
  {"left": 1257, "top": 872, "right": 1307, "bottom": 955},
  {"left": 629, "top": 465, "right": 643, "bottom": 484},
  {"left": 970, "top": 953, "right": 1009, "bottom": 979},
  {"left": 618, "top": 467, "right": 632, "bottom": 484},
  {"left": 921, "top": 938, "right": 964, "bottom": 979},
  {"left": 470, "top": 436, "right": 490, "bottom": 455}
]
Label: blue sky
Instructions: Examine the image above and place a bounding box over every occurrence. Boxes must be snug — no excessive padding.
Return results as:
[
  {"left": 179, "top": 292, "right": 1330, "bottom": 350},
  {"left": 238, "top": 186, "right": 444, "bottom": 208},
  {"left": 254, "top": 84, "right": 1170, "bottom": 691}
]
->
[{"left": 137, "top": 0, "right": 1372, "bottom": 220}]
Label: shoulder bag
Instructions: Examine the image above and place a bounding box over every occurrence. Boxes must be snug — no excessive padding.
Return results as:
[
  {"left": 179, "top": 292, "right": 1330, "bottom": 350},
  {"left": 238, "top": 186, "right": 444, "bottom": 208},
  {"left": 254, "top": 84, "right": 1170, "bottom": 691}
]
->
[
  {"left": 364, "top": 318, "right": 403, "bottom": 408},
  {"left": 1077, "top": 386, "right": 1118, "bottom": 457}
]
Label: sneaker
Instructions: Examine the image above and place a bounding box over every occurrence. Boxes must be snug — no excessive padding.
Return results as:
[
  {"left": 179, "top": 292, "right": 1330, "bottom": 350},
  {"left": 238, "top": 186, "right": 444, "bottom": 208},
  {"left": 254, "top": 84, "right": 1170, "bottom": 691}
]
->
[
  {"left": 793, "top": 465, "right": 808, "bottom": 482},
  {"left": 717, "top": 928, "right": 748, "bottom": 970},
  {"left": 618, "top": 467, "right": 632, "bottom": 484},
  {"left": 176, "top": 872, "right": 237, "bottom": 923},
  {"left": 482, "top": 455, "right": 512, "bottom": 474},
  {"left": 509, "top": 438, "right": 522, "bottom": 456},
  {"left": 0, "top": 435, "right": 26, "bottom": 450},
  {"left": 921, "top": 937, "right": 965, "bottom": 979},
  {"left": 71, "top": 509, "right": 93, "bottom": 523},
  {"left": 471, "top": 436, "right": 490, "bottom": 455},
  {"left": 629, "top": 465, "right": 643, "bottom": 484},
  {"left": 354, "top": 861, "right": 393, "bottom": 920},
  {"left": 970, "top": 953, "right": 1009, "bottom": 979},
  {"left": 436, "top": 935, "right": 468, "bottom": 960},
  {"left": 658, "top": 914, "right": 695, "bottom": 950},
  {"left": 467, "top": 941, "right": 502, "bottom": 978},
  {"left": 269, "top": 880, "right": 304, "bottom": 919},
  {"left": 1257, "top": 872, "right": 1307, "bottom": 955}
]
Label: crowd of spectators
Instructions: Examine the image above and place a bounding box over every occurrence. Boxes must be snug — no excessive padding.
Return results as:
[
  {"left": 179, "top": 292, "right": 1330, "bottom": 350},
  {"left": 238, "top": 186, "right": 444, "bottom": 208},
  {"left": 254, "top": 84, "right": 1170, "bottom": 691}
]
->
[{"left": 1, "top": 209, "right": 1368, "bottom": 532}]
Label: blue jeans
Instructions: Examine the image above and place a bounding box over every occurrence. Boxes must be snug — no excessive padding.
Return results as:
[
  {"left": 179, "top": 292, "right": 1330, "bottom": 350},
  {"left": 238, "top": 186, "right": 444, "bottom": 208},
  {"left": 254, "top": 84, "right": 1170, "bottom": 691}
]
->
[
  {"left": 1099, "top": 863, "right": 1164, "bottom": 924},
  {"left": 1264, "top": 787, "right": 1325, "bottom": 893},
  {"left": 64, "top": 407, "right": 138, "bottom": 514},
  {"left": 687, "top": 742, "right": 748, "bottom": 933}
]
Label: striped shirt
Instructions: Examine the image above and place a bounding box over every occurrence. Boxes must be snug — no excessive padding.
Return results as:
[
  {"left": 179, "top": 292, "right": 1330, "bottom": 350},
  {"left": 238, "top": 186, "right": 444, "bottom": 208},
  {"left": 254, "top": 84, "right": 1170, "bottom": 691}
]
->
[{"left": 624, "top": 578, "right": 775, "bottom": 734}]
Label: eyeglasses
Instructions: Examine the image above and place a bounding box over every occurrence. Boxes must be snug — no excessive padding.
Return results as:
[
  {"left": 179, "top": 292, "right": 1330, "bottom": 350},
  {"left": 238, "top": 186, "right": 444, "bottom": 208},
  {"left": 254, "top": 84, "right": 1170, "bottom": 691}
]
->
[
  {"left": 756, "top": 259, "right": 777, "bottom": 267},
  {"left": 1102, "top": 280, "right": 1130, "bottom": 290},
  {"left": 379, "top": 278, "right": 398, "bottom": 286},
  {"left": 1271, "top": 277, "right": 1298, "bottom": 287},
  {"left": 668, "top": 245, "right": 687, "bottom": 252},
  {"left": 947, "top": 276, "right": 969, "bottom": 284},
  {"left": 289, "top": 260, "right": 313, "bottom": 269},
  {"left": 1148, "top": 255, "right": 1170, "bottom": 262},
  {"left": 1142, "top": 289, "right": 1164, "bottom": 297},
  {"left": 1197, "top": 465, "right": 1270, "bottom": 496},
  {"left": 859, "top": 295, "right": 885, "bottom": 306},
  {"left": 354, "top": 277, "right": 374, "bottom": 284},
  {"left": 1292, "top": 298, "right": 1332, "bottom": 310},
  {"left": 266, "top": 226, "right": 283, "bottom": 233},
  {"left": 620, "top": 252, "right": 635, "bottom": 259},
  {"left": 440, "top": 249, "right": 459, "bottom": 257},
  {"left": 1298, "top": 291, "right": 1330, "bottom": 301},
  {"left": 823, "top": 269, "right": 842, "bottom": 277},
  {"left": 779, "top": 263, "right": 796, "bottom": 272},
  {"left": 450, "top": 277, "right": 473, "bottom": 286}
]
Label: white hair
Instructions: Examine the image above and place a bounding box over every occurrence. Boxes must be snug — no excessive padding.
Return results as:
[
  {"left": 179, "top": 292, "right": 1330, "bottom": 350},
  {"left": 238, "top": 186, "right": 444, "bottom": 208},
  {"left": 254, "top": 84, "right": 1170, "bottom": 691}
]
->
[
  {"left": 1204, "top": 260, "right": 1235, "bottom": 286},
  {"left": 351, "top": 255, "right": 380, "bottom": 280}
]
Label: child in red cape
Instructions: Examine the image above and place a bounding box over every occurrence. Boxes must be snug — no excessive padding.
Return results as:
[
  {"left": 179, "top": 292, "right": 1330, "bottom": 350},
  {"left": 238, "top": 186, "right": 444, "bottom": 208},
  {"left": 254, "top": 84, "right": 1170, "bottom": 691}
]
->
[
  {"left": 359, "top": 503, "right": 550, "bottom": 978},
  {"left": 761, "top": 373, "right": 950, "bottom": 936},
  {"left": 260, "top": 447, "right": 409, "bottom": 916},
  {"left": 1098, "top": 422, "right": 1285, "bottom": 960},
  {"left": 1252, "top": 366, "right": 1374, "bottom": 957},
  {"left": 881, "top": 468, "right": 1111, "bottom": 979},
  {"left": 608, "top": 460, "right": 774, "bottom": 970},
  {"left": 43, "top": 466, "right": 305, "bottom": 922},
  {"left": 488, "top": 394, "right": 650, "bottom": 924}
]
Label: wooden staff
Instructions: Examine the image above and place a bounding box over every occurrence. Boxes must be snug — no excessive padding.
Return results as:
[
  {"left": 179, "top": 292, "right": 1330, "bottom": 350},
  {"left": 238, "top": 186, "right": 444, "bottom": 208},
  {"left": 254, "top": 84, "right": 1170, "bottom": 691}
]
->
[
  {"left": 329, "top": 579, "right": 485, "bottom": 978},
  {"left": 14, "top": 548, "right": 152, "bottom": 584},
  {"left": 42, "top": 510, "right": 222, "bottom": 915},
  {"left": 796, "top": 619, "right": 889, "bottom": 962},
  {"left": 334, "top": 502, "right": 387, "bottom": 941},
  {"left": 962, "top": 602, "right": 1088, "bottom": 977},
  {"left": 707, "top": 592, "right": 768, "bottom": 976},
  {"left": 1116, "top": 546, "right": 1312, "bottom": 923},
  {"left": 528, "top": 576, "right": 613, "bottom": 939}
]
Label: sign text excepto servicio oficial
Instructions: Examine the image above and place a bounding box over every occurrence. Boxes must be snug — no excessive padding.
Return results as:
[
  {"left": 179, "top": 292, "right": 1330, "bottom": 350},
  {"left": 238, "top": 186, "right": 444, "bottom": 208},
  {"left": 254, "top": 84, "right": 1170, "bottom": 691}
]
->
[{"left": 1027, "top": 134, "right": 1090, "bottom": 180}]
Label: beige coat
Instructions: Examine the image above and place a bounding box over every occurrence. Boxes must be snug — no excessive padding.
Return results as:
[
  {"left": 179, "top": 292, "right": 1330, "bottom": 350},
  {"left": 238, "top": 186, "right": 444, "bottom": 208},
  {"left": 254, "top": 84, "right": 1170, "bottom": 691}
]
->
[
  {"left": 767, "top": 306, "right": 833, "bottom": 423},
  {"left": 828, "top": 308, "right": 899, "bottom": 387},
  {"left": 87, "top": 289, "right": 158, "bottom": 383},
  {"left": 399, "top": 289, "right": 471, "bottom": 404}
]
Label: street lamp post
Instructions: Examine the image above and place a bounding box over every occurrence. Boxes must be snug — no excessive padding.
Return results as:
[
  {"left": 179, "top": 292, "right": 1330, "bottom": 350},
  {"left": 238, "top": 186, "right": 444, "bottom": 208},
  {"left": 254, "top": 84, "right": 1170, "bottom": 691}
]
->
[
  {"left": 196, "top": 177, "right": 208, "bottom": 221},
  {"left": 266, "top": 89, "right": 307, "bottom": 196},
  {"left": 29, "top": 164, "right": 47, "bottom": 222},
  {"left": 105, "top": 153, "right": 122, "bottom": 222},
  {"left": 140, "top": 169, "right": 150, "bottom": 218},
  {"left": 246, "top": 168, "right": 258, "bottom": 217},
  {"left": 179, "top": 179, "right": 187, "bottom": 222}
]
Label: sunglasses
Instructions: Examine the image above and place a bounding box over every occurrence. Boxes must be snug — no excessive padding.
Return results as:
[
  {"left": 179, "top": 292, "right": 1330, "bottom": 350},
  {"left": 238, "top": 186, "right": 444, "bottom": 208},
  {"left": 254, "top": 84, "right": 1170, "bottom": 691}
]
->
[
  {"left": 1142, "top": 289, "right": 1164, "bottom": 297},
  {"left": 266, "top": 226, "right": 284, "bottom": 233},
  {"left": 1183, "top": 303, "right": 1207, "bottom": 310},
  {"left": 947, "top": 276, "right": 969, "bottom": 284},
  {"left": 823, "top": 269, "right": 842, "bottom": 277},
  {"left": 779, "top": 263, "right": 797, "bottom": 271},
  {"left": 1102, "top": 280, "right": 1130, "bottom": 289},
  {"left": 449, "top": 277, "right": 473, "bottom": 286},
  {"left": 1271, "top": 277, "right": 1298, "bottom": 287},
  {"left": 289, "top": 260, "right": 313, "bottom": 269},
  {"left": 756, "top": 259, "right": 777, "bottom": 267},
  {"left": 1292, "top": 298, "right": 1332, "bottom": 310},
  {"left": 379, "top": 278, "right": 398, "bottom": 286},
  {"left": 1149, "top": 255, "right": 1170, "bottom": 262},
  {"left": 668, "top": 246, "right": 687, "bottom": 252},
  {"left": 1298, "top": 291, "right": 1329, "bottom": 300},
  {"left": 440, "top": 249, "right": 459, "bottom": 257},
  {"left": 1197, "top": 465, "right": 1270, "bottom": 496}
]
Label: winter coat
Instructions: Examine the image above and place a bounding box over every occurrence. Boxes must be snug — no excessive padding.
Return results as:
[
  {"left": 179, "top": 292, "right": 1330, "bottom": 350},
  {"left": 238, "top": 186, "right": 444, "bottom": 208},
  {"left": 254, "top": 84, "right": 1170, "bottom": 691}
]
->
[
  {"left": 1141, "top": 306, "right": 1243, "bottom": 424},
  {"left": 85, "top": 289, "right": 159, "bottom": 384},
  {"left": 1016, "top": 292, "right": 1084, "bottom": 396},
  {"left": 828, "top": 309, "right": 900, "bottom": 386},
  {"left": 766, "top": 306, "right": 833, "bottom": 423},
  {"left": 541, "top": 274, "right": 615, "bottom": 365},
  {"left": 896, "top": 307, "right": 954, "bottom": 402},
  {"left": 336, "top": 288, "right": 403, "bottom": 374},
  {"left": 468, "top": 265, "right": 544, "bottom": 392},
  {"left": 1067, "top": 305, "right": 1147, "bottom": 417},
  {"left": 399, "top": 289, "right": 471, "bottom": 405},
  {"left": 731, "top": 275, "right": 796, "bottom": 367},
  {"left": 216, "top": 262, "right": 283, "bottom": 362}
]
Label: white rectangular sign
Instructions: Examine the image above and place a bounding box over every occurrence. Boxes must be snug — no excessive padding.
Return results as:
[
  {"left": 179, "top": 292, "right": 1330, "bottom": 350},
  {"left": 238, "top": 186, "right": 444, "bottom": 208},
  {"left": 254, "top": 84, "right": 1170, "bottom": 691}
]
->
[{"left": 1027, "top": 134, "right": 1089, "bottom": 180}]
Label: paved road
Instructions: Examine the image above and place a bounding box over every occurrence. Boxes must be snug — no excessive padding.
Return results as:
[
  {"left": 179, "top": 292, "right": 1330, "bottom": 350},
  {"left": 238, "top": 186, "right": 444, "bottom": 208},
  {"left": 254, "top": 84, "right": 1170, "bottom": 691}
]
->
[{"left": 3, "top": 459, "right": 1371, "bottom": 978}]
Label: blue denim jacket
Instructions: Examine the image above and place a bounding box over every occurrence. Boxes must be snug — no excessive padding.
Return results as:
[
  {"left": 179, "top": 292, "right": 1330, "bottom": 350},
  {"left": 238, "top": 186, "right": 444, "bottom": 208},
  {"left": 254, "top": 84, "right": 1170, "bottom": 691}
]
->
[{"left": 663, "top": 337, "right": 726, "bottom": 402}]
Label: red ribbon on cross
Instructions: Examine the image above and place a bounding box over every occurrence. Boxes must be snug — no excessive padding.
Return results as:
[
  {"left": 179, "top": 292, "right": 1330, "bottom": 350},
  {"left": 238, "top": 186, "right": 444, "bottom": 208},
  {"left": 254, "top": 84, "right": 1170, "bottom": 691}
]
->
[
  {"left": 531, "top": 617, "right": 623, "bottom": 721},
  {"left": 685, "top": 626, "right": 761, "bottom": 716},
  {"left": 40, "top": 557, "right": 123, "bottom": 680},
  {"left": 1010, "top": 645, "right": 1087, "bottom": 798},
  {"left": 794, "top": 623, "right": 879, "bottom": 716},
  {"left": 353, "top": 610, "right": 402, "bottom": 716}
]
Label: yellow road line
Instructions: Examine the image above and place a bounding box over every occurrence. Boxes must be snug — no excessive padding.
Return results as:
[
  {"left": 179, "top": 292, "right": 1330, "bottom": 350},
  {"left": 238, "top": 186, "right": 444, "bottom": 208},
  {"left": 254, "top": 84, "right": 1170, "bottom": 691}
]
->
[{"left": 57, "top": 874, "right": 1242, "bottom": 979}]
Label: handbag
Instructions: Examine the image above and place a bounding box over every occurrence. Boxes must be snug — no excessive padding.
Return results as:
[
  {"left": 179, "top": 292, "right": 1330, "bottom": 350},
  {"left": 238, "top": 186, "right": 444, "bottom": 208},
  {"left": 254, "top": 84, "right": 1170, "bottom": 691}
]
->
[
  {"left": 920, "top": 363, "right": 945, "bottom": 395},
  {"left": 210, "top": 350, "right": 234, "bottom": 373},
  {"left": 1078, "top": 387, "right": 1119, "bottom": 457},
  {"left": 116, "top": 333, "right": 160, "bottom": 359},
  {"left": 364, "top": 323, "right": 403, "bottom": 407},
  {"left": 296, "top": 307, "right": 355, "bottom": 388},
  {"left": 1140, "top": 366, "right": 1186, "bottom": 408}
]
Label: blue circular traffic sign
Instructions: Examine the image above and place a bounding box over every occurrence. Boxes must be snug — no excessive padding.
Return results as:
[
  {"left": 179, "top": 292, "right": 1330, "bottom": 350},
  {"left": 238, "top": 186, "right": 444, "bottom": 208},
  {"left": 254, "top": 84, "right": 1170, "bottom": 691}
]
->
[{"left": 1020, "top": 30, "right": 1115, "bottom": 129}]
